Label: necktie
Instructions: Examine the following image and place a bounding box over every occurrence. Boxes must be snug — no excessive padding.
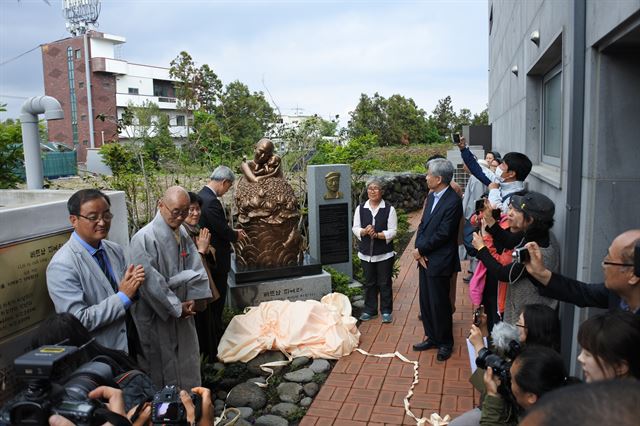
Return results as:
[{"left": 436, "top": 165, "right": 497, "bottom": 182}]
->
[{"left": 94, "top": 248, "right": 118, "bottom": 293}]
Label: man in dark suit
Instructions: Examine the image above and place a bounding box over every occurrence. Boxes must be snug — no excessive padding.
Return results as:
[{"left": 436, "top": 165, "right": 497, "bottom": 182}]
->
[
  {"left": 524, "top": 229, "right": 640, "bottom": 315},
  {"left": 199, "top": 166, "right": 247, "bottom": 336},
  {"left": 412, "top": 159, "right": 463, "bottom": 361}
]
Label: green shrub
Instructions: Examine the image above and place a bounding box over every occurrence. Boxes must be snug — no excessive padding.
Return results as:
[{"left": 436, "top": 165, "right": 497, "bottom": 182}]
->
[{"left": 324, "top": 266, "right": 362, "bottom": 298}]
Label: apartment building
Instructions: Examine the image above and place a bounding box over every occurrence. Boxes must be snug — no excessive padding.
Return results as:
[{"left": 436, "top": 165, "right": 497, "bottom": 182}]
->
[{"left": 42, "top": 31, "right": 189, "bottom": 163}]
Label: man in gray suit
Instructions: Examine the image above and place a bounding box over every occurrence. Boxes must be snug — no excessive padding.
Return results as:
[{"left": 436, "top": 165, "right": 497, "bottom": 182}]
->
[{"left": 47, "top": 189, "right": 145, "bottom": 354}]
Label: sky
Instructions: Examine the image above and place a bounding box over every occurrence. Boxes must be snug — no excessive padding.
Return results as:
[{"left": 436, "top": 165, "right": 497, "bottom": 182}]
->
[{"left": 0, "top": 0, "right": 489, "bottom": 127}]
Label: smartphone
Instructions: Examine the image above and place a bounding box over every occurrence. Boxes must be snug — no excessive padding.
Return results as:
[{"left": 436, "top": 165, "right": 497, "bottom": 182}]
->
[
  {"left": 473, "top": 306, "right": 484, "bottom": 326},
  {"left": 491, "top": 209, "right": 501, "bottom": 221},
  {"left": 452, "top": 133, "right": 461, "bottom": 144},
  {"left": 475, "top": 199, "right": 486, "bottom": 214}
]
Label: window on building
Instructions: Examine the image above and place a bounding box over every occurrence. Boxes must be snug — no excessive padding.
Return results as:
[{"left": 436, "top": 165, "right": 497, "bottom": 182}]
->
[
  {"left": 128, "top": 87, "right": 139, "bottom": 95},
  {"left": 75, "top": 49, "right": 82, "bottom": 59},
  {"left": 541, "top": 64, "right": 562, "bottom": 166},
  {"left": 78, "top": 81, "right": 84, "bottom": 88},
  {"left": 81, "top": 115, "right": 87, "bottom": 121},
  {"left": 176, "top": 115, "right": 185, "bottom": 126}
]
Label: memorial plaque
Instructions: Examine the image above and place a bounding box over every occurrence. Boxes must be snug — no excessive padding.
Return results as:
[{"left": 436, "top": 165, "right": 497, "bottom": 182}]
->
[
  {"left": 319, "top": 203, "right": 350, "bottom": 264},
  {"left": 0, "top": 230, "right": 70, "bottom": 343}
]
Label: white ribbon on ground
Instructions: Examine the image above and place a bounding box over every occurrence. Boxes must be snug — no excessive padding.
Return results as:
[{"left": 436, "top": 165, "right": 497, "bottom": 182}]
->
[{"left": 355, "top": 348, "right": 451, "bottom": 426}]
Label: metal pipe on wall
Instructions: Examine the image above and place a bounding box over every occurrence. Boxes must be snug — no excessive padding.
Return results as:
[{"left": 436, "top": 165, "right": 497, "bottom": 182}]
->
[
  {"left": 562, "top": 0, "right": 587, "bottom": 374},
  {"left": 84, "top": 33, "right": 95, "bottom": 148},
  {"left": 20, "top": 96, "right": 64, "bottom": 189}
]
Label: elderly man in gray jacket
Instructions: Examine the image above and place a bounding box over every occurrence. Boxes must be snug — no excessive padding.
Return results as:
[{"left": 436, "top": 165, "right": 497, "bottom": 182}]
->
[
  {"left": 47, "top": 189, "right": 145, "bottom": 354},
  {"left": 129, "top": 186, "right": 212, "bottom": 390}
]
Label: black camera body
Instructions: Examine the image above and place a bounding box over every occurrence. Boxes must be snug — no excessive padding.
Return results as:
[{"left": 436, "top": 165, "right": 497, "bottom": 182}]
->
[
  {"left": 476, "top": 351, "right": 511, "bottom": 381},
  {"left": 475, "top": 340, "right": 522, "bottom": 400},
  {"left": 512, "top": 247, "right": 530, "bottom": 263},
  {"left": 0, "top": 345, "right": 115, "bottom": 426},
  {"left": 151, "top": 385, "right": 202, "bottom": 425}
]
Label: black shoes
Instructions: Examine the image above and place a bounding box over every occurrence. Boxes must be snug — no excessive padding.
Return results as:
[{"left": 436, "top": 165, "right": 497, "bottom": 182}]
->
[
  {"left": 413, "top": 339, "right": 438, "bottom": 351},
  {"left": 436, "top": 346, "right": 453, "bottom": 362}
]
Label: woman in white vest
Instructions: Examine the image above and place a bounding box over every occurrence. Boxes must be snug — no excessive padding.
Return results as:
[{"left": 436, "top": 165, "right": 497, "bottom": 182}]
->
[{"left": 352, "top": 178, "right": 397, "bottom": 323}]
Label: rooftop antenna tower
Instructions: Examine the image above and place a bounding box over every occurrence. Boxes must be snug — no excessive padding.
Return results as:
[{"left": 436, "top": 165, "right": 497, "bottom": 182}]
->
[{"left": 62, "top": 0, "right": 101, "bottom": 36}]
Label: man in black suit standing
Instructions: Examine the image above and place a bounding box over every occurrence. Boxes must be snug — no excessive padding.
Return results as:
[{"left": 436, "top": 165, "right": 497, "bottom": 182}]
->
[
  {"left": 199, "top": 165, "right": 247, "bottom": 336},
  {"left": 412, "top": 159, "right": 463, "bottom": 361}
]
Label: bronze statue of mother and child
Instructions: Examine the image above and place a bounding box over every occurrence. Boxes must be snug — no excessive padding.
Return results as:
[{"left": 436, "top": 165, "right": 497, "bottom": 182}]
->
[{"left": 234, "top": 138, "right": 305, "bottom": 269}]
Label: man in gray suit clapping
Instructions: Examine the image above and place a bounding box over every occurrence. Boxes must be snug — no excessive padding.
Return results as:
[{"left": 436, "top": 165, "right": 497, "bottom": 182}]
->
[{"left": 46, "top": 189, "right": 145, "bottom": 355}]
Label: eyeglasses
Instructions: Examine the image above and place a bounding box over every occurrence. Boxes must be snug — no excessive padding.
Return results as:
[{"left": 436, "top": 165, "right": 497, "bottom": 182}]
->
[
  {"left": 76, "top": 212, "right": 113, "bottom": 223},
  {"left": 515, "top": 323, "right": 527, "bottom": 329},
  {"left": 367, "top": 187, "right": 381, "bottom": 192},
  {"left": 601, "top": 260, "right": 633, "bottom": 268},
  {"left": 162, "top": 204, "right": 190, "bottom": 219}
]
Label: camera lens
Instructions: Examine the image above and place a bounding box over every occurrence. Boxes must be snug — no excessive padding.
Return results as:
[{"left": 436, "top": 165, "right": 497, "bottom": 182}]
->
[{"left": 62, "top": 362, "right": 113, "bottom": 401}]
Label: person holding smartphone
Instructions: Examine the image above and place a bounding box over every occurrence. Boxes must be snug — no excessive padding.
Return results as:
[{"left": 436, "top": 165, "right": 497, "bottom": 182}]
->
[
  {"left": 456, "top": 136, "right": 532, "bottom": 214},
  {"left": 471, "top": 192, "right": 559, "bottom": 325}
]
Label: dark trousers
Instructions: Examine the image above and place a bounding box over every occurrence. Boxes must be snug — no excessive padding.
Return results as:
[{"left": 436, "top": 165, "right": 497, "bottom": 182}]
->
[
  {"left": 481, "top": 274, "right": 500, "bottom": 333},
  {"left": 210, "top": 267, "right": 229, "bottom": 339},
  {"left": 418, "top": 268, "right": 453, "bottom": 348},
  {"left": 195, "top": 304, "right": 219, "bottom": 362},
  {"left": 361, "top": 256, "right": 395, "bottom": 315}
]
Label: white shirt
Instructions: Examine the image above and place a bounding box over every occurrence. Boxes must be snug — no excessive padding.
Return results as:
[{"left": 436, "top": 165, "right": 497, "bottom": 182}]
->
[
  {"left": 352, "top": 199, "right": 397, "bottom": 263},
  {"left": 488, "top": 180, "right": 525, "bottom": 213},
  {"left": 430, "top": 187, "right": 449, "bottom": 213}
]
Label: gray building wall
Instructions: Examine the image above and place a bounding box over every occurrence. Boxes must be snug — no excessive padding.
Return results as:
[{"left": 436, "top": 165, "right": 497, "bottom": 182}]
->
[{"left": 488, "top": 0, "right": 640, "bottom": 373}]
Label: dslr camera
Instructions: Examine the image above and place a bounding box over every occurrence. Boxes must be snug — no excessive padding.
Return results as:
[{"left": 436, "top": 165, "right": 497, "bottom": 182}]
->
[
  {"left": 512, "top": 247, "right": 530, "bottom": 264},
  {"left": 475, "top": 340, "right": 521, "bottom": 400},
  {"left": 151, "top": 385, "right": 202, "bottom": 425},
  {"left": 0, "top": 345, "right": 116, "bottom": 426}
]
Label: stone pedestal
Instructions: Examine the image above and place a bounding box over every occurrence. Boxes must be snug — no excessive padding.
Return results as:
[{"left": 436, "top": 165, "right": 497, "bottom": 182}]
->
[
  {"left": 228, "top": 270, "right": 332, "bottom": 310},
  {"left": 306, "top": 164, "right": 353, "bottom": 278}
]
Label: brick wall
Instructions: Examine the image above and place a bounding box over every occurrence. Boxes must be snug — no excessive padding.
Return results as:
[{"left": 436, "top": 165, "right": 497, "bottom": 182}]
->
[{"left": 42, "top": 34, "right": 117, "bottom": 163}]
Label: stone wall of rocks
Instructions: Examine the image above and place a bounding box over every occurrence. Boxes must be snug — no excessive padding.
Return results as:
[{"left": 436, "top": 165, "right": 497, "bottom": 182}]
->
[{"left": 357, "top": 173, "right": 428, "bottom": 212}]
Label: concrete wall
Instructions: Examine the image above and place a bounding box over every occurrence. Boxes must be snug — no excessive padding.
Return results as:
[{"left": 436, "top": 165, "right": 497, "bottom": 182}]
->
[
  {"left": 0, "top": 190, "right": 129, "bottom": 403},
  {"left": 488, "top": 0, "right": 640, "bottom": 372}
]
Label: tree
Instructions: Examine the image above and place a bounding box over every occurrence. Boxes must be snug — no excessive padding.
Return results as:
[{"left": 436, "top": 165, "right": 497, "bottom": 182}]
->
[
  {"left": 348, "top": 93, "right": 435, "bottom": 146},
  {"left": 0, "top": 105, "right": 24, "bottom": 188},
  {"left": 452, "top": 108, "right": 472, "bottom": 133},
  {"left": 169, "top": 51, "right": 199, "bottom": 123},
  {"left": 214, "top": 80, "right": 276, "bottom": 157},
  {"left": 430, "top": 96, "right": 457, "bottom": 137},
  {"left": 472, "top": 107, "right": 489, "bottom": 125},
  {"left": 195, "top": 64, "right": 223, "bottom": 114}
]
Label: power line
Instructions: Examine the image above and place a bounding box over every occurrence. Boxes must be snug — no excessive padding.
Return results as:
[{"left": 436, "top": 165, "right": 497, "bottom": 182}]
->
[
  {"left": 0, "top": 45, "right": 41, "bottom": 67},
  {"left": 0, "top": 95, "right": 30, "bottom": 100}
]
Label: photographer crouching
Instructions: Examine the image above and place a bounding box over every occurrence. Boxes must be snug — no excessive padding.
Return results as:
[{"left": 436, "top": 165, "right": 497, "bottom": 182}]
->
[
  {"left": 471, "top": 192, "right": 560, "bottom": 325},
  {"left": 0, "top": 313, "right": 216, "bottom": 426},
  {"left": 479, "top": 345, "right": 577, "bottom": 425}
]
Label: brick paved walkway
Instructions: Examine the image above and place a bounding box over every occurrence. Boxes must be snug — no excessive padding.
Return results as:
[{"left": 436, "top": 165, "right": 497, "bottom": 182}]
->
[{"left": 301, "top": 211, "right": 479, "bottom": 425}]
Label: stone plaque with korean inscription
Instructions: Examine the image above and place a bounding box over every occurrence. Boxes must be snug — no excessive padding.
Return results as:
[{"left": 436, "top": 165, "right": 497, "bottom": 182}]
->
[
  {"left": 0, "top": 231, "right": 70, "bottom": 342},
  {"left": 228, "top": 271, "right": 332, "bottom": 309}
]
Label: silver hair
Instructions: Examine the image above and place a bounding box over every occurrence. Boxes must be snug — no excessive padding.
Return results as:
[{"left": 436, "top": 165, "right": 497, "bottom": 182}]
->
[
  {"left": 428, "top": 159, "right": 454, "bottom": 185},
  {"left": 365, "top": 177, "right": 384, "bottom": 190},
  {"left": 210, "top": 165, "right": 235, "bottom": 182}
]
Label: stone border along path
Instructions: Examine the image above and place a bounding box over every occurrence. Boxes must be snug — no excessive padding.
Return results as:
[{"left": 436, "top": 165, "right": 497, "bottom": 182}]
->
[{"left": 300, "top": 210, "right": 480, "bottom": 425}]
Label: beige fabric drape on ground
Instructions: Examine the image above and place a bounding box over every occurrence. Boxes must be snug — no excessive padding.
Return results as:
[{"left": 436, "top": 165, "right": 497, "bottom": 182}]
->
[{"left": 217, "top": 293, "right": 361, "bottom": 363}]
